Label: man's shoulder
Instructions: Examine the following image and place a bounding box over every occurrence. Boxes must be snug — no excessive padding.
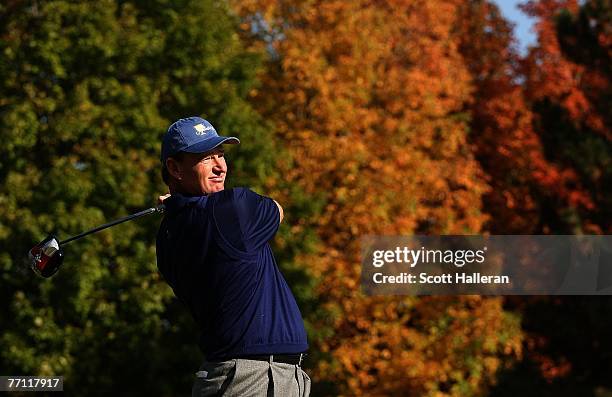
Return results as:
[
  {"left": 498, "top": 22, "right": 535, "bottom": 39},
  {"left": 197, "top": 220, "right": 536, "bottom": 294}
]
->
[
  {"left": 211, "top": 187, "right": 256, "bottom": 204},
  {"left": 212, "top": 187, "right": 274, "bottom": 225}
]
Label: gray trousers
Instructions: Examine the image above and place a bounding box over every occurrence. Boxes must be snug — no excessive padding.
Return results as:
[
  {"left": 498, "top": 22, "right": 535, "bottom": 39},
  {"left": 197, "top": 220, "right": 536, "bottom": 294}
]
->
[{"left": 192, "top": 356, "right": 311, "bottom": 396}]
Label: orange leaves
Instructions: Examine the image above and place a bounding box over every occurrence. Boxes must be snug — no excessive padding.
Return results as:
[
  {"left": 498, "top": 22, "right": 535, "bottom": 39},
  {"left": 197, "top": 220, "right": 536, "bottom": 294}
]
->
[
  {"left": 519, "top": 0, "right": 609, "bottom": 231},
  {"left": 232, "top": 0, "right": 525, "bottom": 394},
  {"left": 454, "top": 0, "right": 606, "bottom": 234},
  {"left": 231, "top": 0, "right": 610, "bottom": 393}
]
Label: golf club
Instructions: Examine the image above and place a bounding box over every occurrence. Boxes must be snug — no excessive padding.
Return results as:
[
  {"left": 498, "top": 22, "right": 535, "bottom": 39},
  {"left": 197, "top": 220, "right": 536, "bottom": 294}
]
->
[{"left": 28, "top": 205, "right": 165, "bottom": 278}]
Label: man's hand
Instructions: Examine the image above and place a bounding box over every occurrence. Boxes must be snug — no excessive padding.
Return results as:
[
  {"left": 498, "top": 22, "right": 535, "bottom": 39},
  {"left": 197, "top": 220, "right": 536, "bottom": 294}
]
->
[
  {"left": 273, "top": 200, "right": 284, "bottom": 223},
  {"left": 158, "top": 193, "right": 171, "bottom": 204}
]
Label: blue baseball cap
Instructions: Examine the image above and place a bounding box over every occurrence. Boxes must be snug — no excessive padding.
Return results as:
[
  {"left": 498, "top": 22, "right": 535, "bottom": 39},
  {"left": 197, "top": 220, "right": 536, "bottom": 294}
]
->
[{"left": 161, "top": 117, "right": 239, "bottom": 163}]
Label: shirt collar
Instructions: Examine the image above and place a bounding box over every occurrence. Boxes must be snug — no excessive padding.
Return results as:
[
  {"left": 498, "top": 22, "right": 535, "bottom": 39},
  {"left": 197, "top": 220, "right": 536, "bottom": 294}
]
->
[{"left": 164, "top": 193, "right": 208, "bottom": 213}]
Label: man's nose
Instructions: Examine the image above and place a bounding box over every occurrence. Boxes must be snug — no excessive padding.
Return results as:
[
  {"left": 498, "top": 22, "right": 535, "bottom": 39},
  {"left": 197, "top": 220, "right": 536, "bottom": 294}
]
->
[{"left": 212, "top": 156, "right": 225, "bottom": 171}]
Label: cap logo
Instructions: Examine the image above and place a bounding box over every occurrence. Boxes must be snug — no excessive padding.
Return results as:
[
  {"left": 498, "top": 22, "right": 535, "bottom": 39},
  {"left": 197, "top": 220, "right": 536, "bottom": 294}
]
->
[{"left": 193, "top": 123, "right": 214, "bottom": 135}]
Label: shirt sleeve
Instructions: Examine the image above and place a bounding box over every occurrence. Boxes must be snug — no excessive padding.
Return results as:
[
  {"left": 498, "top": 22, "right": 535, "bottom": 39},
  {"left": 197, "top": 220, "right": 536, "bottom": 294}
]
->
[{"left": 212, "top": 187, "right": 281, "bottom": 253}]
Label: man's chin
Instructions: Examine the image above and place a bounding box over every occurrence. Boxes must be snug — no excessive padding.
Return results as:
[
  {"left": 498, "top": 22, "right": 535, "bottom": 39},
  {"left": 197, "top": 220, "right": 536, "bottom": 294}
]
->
[{"left": 208, "top": 185, "right": 225, "bottom": 194}]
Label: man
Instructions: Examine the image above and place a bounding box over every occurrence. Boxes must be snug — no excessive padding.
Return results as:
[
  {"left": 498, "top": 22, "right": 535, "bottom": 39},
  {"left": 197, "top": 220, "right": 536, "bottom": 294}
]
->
[{"left": 156, "top": 116, "right": 311, "bottom": 396}]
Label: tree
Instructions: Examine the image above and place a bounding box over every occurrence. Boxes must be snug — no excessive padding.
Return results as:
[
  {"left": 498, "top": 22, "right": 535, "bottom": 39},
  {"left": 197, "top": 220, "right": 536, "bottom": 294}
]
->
[
  {"left": 456, "top": 0, "right": 590, "bottom": 234},
  {"left": 488, "top": 2, "right": 612, "bottom": 395},
  {"left": 0, "top": 0, "right": 309, "bottom": 394},
  {"left": 456, "top": 2, "right": 612, "bottom": 395},
  {"left": 233, "top": 0, "right": 522, "bottom": 394},
  {"left": 521, "top": 0, "right": 611, "bottom": 234}
]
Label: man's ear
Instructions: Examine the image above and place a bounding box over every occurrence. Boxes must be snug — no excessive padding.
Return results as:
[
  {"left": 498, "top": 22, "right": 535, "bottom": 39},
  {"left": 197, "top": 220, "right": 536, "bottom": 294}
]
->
[{"left": 166, "top": 158, "right": 182, "bottom": 180}]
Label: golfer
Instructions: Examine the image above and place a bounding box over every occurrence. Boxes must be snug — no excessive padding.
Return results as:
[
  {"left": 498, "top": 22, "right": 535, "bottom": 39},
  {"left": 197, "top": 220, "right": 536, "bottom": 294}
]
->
[{"left": 156, "top": 117, "right": 310, "bottom": 396}]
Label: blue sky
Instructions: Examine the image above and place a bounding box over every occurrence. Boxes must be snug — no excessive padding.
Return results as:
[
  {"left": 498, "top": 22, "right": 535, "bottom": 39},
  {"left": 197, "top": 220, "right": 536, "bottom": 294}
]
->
[{"left": 491, "top": 0, "right": 537, "bottom": 54}]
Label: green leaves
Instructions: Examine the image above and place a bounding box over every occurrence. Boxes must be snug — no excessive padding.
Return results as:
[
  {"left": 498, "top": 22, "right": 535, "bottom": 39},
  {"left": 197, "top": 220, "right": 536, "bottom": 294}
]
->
[{"left": 0, "top": 0, "right": 279, "bottom": 393}]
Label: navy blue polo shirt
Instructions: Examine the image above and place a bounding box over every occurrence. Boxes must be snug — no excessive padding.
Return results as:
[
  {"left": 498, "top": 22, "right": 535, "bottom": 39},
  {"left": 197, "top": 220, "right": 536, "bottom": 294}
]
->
[{"left": 155, "top": 187, "right": 308, "bottom": 360}]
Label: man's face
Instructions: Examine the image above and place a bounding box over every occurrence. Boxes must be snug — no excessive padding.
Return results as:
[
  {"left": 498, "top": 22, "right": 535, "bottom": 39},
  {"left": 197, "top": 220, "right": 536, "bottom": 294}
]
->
[{"left": 172, "top": 148, "right": 227, "bottom": 195}]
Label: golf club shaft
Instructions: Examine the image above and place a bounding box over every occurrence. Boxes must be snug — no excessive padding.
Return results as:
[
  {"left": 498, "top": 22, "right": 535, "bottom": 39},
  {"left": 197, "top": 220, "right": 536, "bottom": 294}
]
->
[{"left": 60, "top": 205, "right": 165, "bottom": 245}]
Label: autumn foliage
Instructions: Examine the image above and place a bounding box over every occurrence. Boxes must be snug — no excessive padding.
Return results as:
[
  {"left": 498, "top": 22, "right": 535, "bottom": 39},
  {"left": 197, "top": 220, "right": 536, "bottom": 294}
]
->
[
  {"left": 233, "top": 0, "right": 610, "bottom": 395},
  {"left": 520, "top": 0, "right": 610, "bottom": 233},
  {"left": 457, "top": 1, "right": 586, "bottom": 234},
  {"left": 233, "top": 0, "right": 525, "bottom": 395},
  {"left": 1, "top": 0, "right": 609, "bottom": 395}
]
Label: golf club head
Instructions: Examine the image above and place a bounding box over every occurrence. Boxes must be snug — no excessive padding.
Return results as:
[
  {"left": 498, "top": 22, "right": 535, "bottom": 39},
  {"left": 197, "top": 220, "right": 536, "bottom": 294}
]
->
[{"left": 28, "top": 235, "right": 64, "bottom": 278}]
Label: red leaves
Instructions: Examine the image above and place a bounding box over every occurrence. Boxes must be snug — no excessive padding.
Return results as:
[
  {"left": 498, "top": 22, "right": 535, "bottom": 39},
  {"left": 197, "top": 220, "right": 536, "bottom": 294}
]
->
[{"left": 232, "top": 0, "right": 608, "bottom": 393}]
